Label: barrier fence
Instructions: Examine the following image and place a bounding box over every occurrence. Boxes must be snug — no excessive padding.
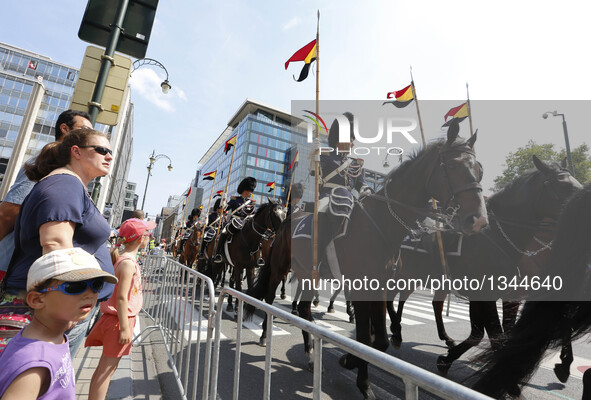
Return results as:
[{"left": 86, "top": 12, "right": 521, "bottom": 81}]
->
[{"left": 141, "top": 256, "right": 491, "bottom": 400}]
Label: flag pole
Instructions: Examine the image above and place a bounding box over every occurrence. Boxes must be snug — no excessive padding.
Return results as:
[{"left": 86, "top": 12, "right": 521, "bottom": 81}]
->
[
  {"left": 466, "top": 82, "right": 474, "bottom": 137},
  {"left": 410, "top": 67, "right": 448, "bottom": 284},
  {"left": 213, "top": 136, "right": 238, "bottom": 252},
  {"left": 312, "top": 10, "right": 321, "bottom": 282}
]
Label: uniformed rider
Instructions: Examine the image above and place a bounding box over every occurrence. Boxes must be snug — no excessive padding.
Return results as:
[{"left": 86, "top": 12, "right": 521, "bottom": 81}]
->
[
  {"left": 179, "top": 207, "right": 201, "bottom": 255},
  {"left": 213, "top": 177, "right": 257, "bottom": 263},
  {"left": 313, "top": 112, "right": 371, "bottom": 270}
]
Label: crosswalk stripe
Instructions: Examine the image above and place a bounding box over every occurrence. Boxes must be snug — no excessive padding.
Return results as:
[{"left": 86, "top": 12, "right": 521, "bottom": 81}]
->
[
  {"left": 228, "top": 308, "right": 291, "bottom": 338},
  {"left": 162, "top": 295, "right": 225, "bottom": 341},
  {"left": 396, "top": 301, "right": 471, "bottom": 321}
]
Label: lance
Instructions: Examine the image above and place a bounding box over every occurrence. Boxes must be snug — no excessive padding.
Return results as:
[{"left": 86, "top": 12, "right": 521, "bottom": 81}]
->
[
  {"left": 212, "top": 135, "right": 238, "bottom": 254},
  {"left": 312, "top": 10, "right": 321, "bottom": 282}
]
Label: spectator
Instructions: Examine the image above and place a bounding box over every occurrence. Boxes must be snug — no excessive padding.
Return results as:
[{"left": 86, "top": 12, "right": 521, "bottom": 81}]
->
[
  {"left": 86, "top": 218, "right": 154, "bottom": 400},
  {"left": 0, "top": 110, "right": 92, "bottom": 280},
  {"left": 0, "top": 248, "right": 117, "bottom": 400},
  {"left": 4, "top": 128, "right": 114, "bottom": 356},
  {"left": 130, "top": 209, "right": 145, "bottom": 220}
]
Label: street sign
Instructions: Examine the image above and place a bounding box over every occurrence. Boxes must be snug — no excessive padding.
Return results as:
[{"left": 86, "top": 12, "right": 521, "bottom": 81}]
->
[
  {"left": 78, "top": 0, "right": 158, "bottom": 59},
  {"left": 70, "top": 46, "right": 132, "bottom": 126}
]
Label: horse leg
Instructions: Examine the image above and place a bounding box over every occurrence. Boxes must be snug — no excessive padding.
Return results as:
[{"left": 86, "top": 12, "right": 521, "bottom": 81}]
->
[
  {"left": 292, "top": 278, "right": 302, "bottom": 315},
  {"left": 437, "top": 301, "right": 492, "bottom": 376},
  {"left": 501, "top": 300, "right": 520, "bottom": 333},
  {"left": 327, "top": 286, "right": 341, "bottom": 313},
  {"left": 389, "top": 288, "right": 412, "bottom": 348},
  {"left": 554, "top": 338, "right": 573, "bottom": 383},
  {"left": 582, "top": 368, "right": 591, "bottom": 400},
  {"left": 280, "top": 276, "right": 286, "bottom": 300},
  {"left": 226, "top": 267, "right": 236, "bottom": 313},
  {"left": 433, "top": 290, "right": 455, "bottom": 348},
  {"left": 297, "top": 297, "right": 314, "bottom": 371}
]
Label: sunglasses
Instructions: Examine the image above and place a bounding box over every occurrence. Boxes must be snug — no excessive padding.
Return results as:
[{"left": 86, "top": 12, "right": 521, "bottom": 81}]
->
[
  {"left": 79, "top": 145, "right": 113, "bottom": 156},
  {"left": 39, "top": 278, "right": 105, "bottom": 295}
]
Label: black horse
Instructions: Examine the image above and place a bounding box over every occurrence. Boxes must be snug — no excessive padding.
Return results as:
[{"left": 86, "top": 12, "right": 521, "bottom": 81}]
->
[
  {"left": 218, "top": 201, "right": 285, "bottom": 312},
  {"left": 387, "top": 156, "right": 581, "bottom": 376},
  {"left": 247, "top": 122, "right": 487, "bottom": 400},
  {"left": 472, "top": 182, "right": 591, "bottom": 399}
]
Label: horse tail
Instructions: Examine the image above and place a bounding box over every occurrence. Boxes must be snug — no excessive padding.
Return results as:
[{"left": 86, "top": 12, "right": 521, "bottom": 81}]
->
[
  {"left": 244, "top": 253, "right": 273, "bottom": 320},
  {"left": 472, "top": 301, "right": 568, "bottom": 397}
]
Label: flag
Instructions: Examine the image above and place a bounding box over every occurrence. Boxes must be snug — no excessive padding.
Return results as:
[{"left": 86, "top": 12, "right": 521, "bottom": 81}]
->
[
  {"left": 184, "top": 187, "right": 192, "bottom": 197},
  {"left": 285, "top": 39, "right": 317, "bottom": 82},
  {"left": 442, "top": 103, "right": 468, "bottom": 127},
  {"left": 266, "top": 182, "right": 275, "bottom": 192},
  {"left": 383, "top": 84, "right": 414, "bottom": 108},
  {"left": 28, "top": 60, "right": 38, "bottom": 70},
  {"left": 224, "top": 135, "right": 237, "bottom": 155},
  {"left": 213, "top": 190, "right": 223, "bottom": 198},
  {"left": 203, "top": 171, "right": 216, "bottom": 180},
  {"left": 288, "top": 150, "right": 299, "bottom": 171}
]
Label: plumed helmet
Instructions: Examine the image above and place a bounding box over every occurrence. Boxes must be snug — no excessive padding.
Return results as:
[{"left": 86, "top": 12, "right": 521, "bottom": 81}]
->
[
  {"left": 189, "top": 208, "right": 201, "bottom": 219},
  {"left": 213, "top": 198, "right": 222, "bottom": 211},
  {"left": 328, "top": 112, "right": 355, "bottom": 149},
  {"left": 237, "top": 177, "right": 257, "bottom": 194}
]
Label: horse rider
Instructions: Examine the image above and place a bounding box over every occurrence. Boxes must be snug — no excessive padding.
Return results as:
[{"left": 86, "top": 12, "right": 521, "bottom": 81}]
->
[
  {"left": 213, "top": 177, "right": 257, "bottom": 263},
  {"left": 198, "top": 198, "right": 225, "bottom": 259},
  {"left": 313, "top": 112, "right": 371, "bottom": 271},
  {"left": 179, "top": 207, "right": 201, "bottom": 254}
]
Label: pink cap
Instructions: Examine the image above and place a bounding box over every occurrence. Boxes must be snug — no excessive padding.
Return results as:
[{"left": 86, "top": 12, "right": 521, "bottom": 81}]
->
[{"left": 118, "top": 218, "right": 157, "bottom": 243}]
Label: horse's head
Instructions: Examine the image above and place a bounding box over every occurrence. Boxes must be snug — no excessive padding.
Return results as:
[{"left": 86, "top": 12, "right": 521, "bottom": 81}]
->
[
  {"left": 426, "top": 121, "right": 487, "bottom": 234},
  {"left": 255, "top": 200, "right": 286, "bottom": 233},
  {"left": 530, "top": 155, "right": 582, "bottom": 220}
]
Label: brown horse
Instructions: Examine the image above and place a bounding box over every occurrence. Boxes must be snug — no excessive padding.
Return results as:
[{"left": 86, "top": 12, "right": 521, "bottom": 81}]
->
[
  {"left": 247, "top": 122, "right": 487, "bottom": 399},
  {"left": 178, "top": 223, "right": 203, "bottom": 268}
]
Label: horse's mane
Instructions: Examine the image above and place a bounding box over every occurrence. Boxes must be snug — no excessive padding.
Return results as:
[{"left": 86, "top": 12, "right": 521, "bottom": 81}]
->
[
  {"left": 254, "top": 201, "right": 273, "bottom": 217},
  {"left": 381, "top": 136, "right": 472, "bottom": 192},
  {"left": 471, "top": 182, "right": 591, "bottom": 398}
]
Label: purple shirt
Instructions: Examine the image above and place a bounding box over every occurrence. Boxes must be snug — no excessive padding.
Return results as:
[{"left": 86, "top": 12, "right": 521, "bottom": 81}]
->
[{"left": 0, "top": 331, "right": 74, "bottom": 399}]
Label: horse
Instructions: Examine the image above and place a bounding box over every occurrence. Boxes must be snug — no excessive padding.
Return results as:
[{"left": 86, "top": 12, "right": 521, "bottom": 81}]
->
[
  {"left": 247, "top": 122, "right": 487, "bottom": 400},
  {"left": 386, "top": 156, "right": 581, "bottom": 369},
  {"left": 178, "top": 222, "right": 203, "bottom": 268},
  {"left": 218, "top": 201, "right": 285, "bottom": 312},
  {"left": 472, "top": 182, "right": 591, "bottom": 399}
]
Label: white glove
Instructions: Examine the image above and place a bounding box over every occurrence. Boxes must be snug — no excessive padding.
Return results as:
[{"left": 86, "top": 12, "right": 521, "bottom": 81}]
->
[
  {"left": 308, "top": 138, "right": 322, "bottom": 173},
  {"left": 359, "top": 185, "right": 373, "bottom": 196}
]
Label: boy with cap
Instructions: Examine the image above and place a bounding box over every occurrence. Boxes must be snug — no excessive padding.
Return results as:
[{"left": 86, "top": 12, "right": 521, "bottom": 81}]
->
[
  {"left": 86, "top": 218, "right": 155, "bottom": 400},
  {"left": 0, "top": 248, "right": 117, "bottom": 400}
]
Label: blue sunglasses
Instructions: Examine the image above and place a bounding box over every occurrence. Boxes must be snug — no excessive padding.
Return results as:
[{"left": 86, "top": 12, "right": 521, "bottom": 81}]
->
[{"left": 40, "top": 278, "right": 104, "bottom": 295}]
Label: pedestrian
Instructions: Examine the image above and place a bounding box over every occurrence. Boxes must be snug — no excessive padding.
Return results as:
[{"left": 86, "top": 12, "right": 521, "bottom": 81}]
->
[
  {"left": 0, "top": 248, "right": 117, "bottom": 400},
  {"left": 0, "top": 109, "right": 92, "bottom": 281},
  {"left": 85, "top": 218, "right": 154, "bottom": 400},
  {"left": 3, "top": 128, "right": 115, "bottom": 356}
]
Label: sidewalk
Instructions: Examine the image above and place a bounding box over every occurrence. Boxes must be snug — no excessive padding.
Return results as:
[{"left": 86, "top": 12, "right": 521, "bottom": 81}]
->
[{"left": 73, "top": 315, "right": 170, "bottom": 399}]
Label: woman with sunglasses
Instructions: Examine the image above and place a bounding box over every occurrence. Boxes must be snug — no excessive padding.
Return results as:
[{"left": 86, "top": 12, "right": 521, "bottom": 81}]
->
[
  {"left": 86, "top": 218, "right": 154, "bottom": 400},
  {"left": 3, "top": 128, "right": 115, "bottom": 357},
  {"left": 0, "top": 248, "right": 117, "bottom": 400}
]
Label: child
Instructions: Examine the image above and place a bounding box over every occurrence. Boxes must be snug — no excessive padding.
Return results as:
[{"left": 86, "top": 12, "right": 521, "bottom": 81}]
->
[
  {"left": 0, "top": 248, "right": 117, "bottom": 399},
  {"left": 85, "top": 218, "right": 155, "bottom": 400}
]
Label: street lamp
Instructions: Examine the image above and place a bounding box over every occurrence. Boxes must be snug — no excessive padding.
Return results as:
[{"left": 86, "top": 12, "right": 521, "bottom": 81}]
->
[
  {"left": 542, "top": 111, "right": 575, "bottom": 176},
  {"left": 132, "top": 58, "right": 172, "bottom": 94},
  {"left": 141, "top": 150, "right": 173, "bottom": 211}
]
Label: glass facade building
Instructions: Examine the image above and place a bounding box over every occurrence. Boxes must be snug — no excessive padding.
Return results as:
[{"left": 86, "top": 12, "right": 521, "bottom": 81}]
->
[{"left": 198, "top": 100, "right": 312, "bottom": 211}]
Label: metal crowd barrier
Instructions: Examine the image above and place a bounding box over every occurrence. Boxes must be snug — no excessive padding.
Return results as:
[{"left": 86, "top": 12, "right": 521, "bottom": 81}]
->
[
  {"left": 136, "top": 256, "right": 216, "bottom": 400},
  {"left": 210, "top": 287, "right": 493, "bottom": 400}
]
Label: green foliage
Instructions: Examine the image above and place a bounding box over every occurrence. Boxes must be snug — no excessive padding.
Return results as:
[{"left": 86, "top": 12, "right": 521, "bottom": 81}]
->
[{"left": 492, "top": 140, "right": 591, "bottom": 191}]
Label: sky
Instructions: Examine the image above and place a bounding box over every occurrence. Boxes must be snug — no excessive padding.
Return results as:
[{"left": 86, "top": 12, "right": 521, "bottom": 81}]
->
[{"left": 2, "top": 0, "right": 591, "bottom": 216}]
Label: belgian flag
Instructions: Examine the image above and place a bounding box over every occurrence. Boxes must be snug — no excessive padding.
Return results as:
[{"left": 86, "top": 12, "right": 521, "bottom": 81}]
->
[
  {"left": 266, "top": 182, "right": 275, "bottom": 192},
  {"left": 203, "top": 171, "right": 216, "bottom": 180},
  {"left": 224, "top": 135, "right": 237, "bottom": 155},
  {"left": 285, "top": 39, "right": 317, "bottom": 82},
  {"left": 442, "top": 103, "right": 468, "bottom": 127},
  {"left": 383, "top": 84, "right": 414, "bottom": 108}
]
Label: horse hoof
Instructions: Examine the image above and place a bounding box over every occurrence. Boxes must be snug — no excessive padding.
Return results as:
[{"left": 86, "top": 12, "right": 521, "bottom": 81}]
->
[
  {"left": 313, "top": 300, "right": 319, "bottom": 307},
  {"left": 338, "top": 354, "right": 357, "bottom": 370},
  {"left": 554, "top": 363, "right": 570, "bottom": 383},
  {"left": 226, "top": 304, "right": 234, "bottom": 313},
  {"left": 445, "top": 339, "right": 456, "bottom": 348},
  {"left": 362, "top": 386, "right": 376, "bottom": 400},
  {"left": 291, "top": 309, "right": 299, "bottom": 316},
  {"left": 436, "top": 355, "right": 451, "bottom": 376},
  {"left": 259, "top": 337, "right": 267, "bottom": 347},
  {"left": 349, "top": 315, "right": 355, "bottom": 323},
  {"left": 280, "top": 293, "right": 286, "bottom": 300},
  {"left": 390, "top": 335, "right": 402, "bottom": 350},
  {"left": 327, "top": 306, "right": 335, "bottom": 313}
]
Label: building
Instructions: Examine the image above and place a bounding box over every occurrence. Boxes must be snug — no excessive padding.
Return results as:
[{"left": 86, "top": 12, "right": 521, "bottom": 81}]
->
[
  {"left": 197, "top": 99, "right": 311, "bottom": 212},
  {"left": 0, "top": 41, "right": 134, "bottom": 218}
]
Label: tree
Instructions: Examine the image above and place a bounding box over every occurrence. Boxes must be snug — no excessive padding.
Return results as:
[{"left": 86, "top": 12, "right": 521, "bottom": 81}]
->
[{"left": 492, "top": 140, "right": 591, "bottom": 191}]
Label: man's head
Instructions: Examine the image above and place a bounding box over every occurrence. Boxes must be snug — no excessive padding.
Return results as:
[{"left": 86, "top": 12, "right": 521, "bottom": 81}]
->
[
  {"left": 292, "top": 183, "right": 305, "bottom": 203},
  {"left": 55, "top": 109, "right": 92, "bottom": 141},
  {"left": 237, "top": 177, "right": 257, "bottom": 198},
  {"left": 131, "top": 209, "right": 145, "bottom": 220}
]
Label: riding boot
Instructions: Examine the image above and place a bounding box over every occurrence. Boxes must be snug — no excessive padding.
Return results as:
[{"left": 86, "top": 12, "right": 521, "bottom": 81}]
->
[
  {"left": 317, "top": 212, "right": 340, "bottom": 274},
  {"left": 213, "top": 232, "right": 228, "bottom": 263}
]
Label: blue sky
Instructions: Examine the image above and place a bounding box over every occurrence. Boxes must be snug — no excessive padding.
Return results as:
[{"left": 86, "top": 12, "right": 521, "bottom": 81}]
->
[{"left": 2, "top": 0, "right": 590, "bottom": 215}]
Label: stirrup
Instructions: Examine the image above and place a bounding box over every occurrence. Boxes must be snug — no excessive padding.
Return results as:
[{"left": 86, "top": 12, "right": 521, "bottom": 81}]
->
[
  {"left": 257, "top": 258, "right": 265, "bottom": 267},
  {"left": 214, "top": 254, "right": 223, "bottom": 263}
]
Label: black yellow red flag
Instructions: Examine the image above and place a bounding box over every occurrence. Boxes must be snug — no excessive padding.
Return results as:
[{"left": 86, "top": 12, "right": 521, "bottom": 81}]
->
[{"left": 285, "top": 39, "right": 317, "bottom": 82}]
